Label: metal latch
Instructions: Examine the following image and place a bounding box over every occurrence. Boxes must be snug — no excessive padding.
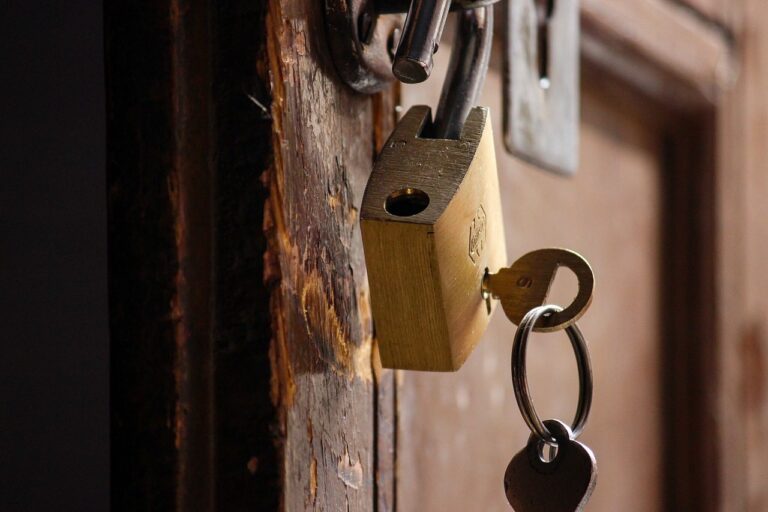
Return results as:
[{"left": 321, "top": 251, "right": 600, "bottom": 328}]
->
[{"left": 323, "top": 0, "right": 580, "bottom": 175}]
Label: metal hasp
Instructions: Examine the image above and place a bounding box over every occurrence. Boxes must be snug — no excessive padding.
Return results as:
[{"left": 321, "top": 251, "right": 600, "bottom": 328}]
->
[
  {"left": 323, "top": 0, "right": 404, "bottom": 93},
  {"left": 324, "top": 0, "right": 499, "bottom": 93},
  {"left": 504, "top": 0, "right": 580, "bottom": 175}
]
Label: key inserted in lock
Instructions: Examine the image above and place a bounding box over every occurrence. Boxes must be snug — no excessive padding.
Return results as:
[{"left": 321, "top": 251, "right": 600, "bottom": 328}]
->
[{"left": 483, "top": 248, "right": 594, "bottom": 332}]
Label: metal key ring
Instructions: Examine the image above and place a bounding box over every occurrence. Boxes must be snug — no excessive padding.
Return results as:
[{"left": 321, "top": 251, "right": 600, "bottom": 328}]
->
[{"left": 511, "top": 304, "right": 593, "bottom": 445}]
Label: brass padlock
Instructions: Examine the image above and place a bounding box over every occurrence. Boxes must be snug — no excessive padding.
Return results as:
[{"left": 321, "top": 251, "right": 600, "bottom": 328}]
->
[{"left": 361, "top": 105, "right": 507, "bottom": 371}]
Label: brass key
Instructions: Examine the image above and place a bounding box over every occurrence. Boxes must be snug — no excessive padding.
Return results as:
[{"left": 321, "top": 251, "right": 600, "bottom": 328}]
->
[{"left": 483, "top": 248, "right": 594, "bottom": 332}]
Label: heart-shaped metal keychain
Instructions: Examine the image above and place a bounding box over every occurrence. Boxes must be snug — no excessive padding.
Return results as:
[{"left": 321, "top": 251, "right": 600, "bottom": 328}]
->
[{"left": 504, "top": 304, "right": 597, "bottom": 511}]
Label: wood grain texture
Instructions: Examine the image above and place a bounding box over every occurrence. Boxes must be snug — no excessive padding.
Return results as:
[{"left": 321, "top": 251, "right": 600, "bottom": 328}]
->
[
  {"left": 108, "top": 0, "right": 396, "bottom": 509},
  {"left": 361, "top": 106, "right": 507, "bottom": 371},
  {"left": 728, "top": 0, "right": 768, "bottom": 509},
  {"left": 106, "top": 0, "right": 756, "bottom": 509},
  {"left": 265, "top": 0, "right": 395, "bottom": 509}
]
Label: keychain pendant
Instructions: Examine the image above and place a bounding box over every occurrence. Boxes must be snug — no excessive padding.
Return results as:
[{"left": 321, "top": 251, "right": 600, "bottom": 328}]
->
[
  {"left": 504, "top": 419, "right": 597, "bottom": 512},
  {"left": 505, "top": 305, "right": 597, "bottom": 511}
]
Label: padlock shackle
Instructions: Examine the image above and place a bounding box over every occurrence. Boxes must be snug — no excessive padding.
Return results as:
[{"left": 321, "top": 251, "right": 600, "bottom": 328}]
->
[{"left": 432, "top": 7, "right": 493, "bottom": 139}]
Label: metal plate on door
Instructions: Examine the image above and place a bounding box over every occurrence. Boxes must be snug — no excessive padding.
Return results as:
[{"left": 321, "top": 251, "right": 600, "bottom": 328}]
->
[{"left": 503, "top": 0, "right": 579, "bottom": 175}]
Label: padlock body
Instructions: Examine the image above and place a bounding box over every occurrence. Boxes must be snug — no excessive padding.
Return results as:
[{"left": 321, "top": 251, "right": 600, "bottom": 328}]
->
[{"left": 361, "top": 106, "right": 506, "bottom": 371}]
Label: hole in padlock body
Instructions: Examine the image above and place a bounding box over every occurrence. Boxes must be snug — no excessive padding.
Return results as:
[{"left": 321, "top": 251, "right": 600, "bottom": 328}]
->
[
  {"left": 385, "top": 187, "right": 430, "bottom": 216},
  {"left": 536, "top": 0, "right": 556, "bottom": 90}
]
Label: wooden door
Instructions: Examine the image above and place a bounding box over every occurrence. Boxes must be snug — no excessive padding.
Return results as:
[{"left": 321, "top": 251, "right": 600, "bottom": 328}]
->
[
  {"left": 107, "top": 0, "right": 768, "bottom": 510},
  {"left": 398, "top": 37, "right": 669, "bottom": 512}
]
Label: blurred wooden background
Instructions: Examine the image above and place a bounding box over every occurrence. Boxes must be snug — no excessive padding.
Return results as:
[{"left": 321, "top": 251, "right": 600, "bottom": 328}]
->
[{"left": 105, "top": 0, "right": 768, "bottom": 510}]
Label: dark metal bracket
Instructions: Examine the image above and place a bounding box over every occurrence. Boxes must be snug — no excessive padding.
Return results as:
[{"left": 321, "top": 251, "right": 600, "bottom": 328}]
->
[
  {"left": 324, "top": 0, "right": 497, "bottom": 93},
  {"left": 323, "top": 1, "right": 403, "bottom": 93}
]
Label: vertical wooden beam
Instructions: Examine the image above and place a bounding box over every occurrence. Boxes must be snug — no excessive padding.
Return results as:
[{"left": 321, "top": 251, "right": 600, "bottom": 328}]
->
[
  {"left": 265, "top": 1, "right": 396, "bottom": 510},
  {"left": 737, "top": 0, "right": 768, "bottom": 509},
  {"left": 663, "top": 110, "right": 720, "bottom": 512},
  {"left": 210, "top": 1, "right": 278, "bottom": 510},
  {"left": 107, "top": 0, "right": 215, "bottom": 509},
  {"left": 714, "top": 8, "right": 748, "bottom": 508}
]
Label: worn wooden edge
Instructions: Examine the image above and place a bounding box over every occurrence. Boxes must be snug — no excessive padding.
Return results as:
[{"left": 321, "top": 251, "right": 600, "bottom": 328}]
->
[
  {"left": 265, "top": 0, "right": 398, "bottom": 508},
  {"left": 580, "top": 0, "right": 734, "bottom": 107}
]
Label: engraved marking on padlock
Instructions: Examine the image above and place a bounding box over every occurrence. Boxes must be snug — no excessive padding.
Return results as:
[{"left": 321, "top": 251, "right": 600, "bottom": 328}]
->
[
  {"left": 468, "top": 205, "right": 487, "bottom": 263},
  {"left": 485, "top": 248, "right": 593, "bottom": 332}
]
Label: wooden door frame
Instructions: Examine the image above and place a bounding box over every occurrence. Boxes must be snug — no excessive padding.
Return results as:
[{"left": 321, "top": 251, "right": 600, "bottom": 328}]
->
[
  {"left": 580, "top": 2, "right": 741, "bottom": 510},
  {"left": 107, "top": 0, "right": 742, "bottom": 510},
  {"left": 106, "top": 0, "right": 397, "bottom": 509}
]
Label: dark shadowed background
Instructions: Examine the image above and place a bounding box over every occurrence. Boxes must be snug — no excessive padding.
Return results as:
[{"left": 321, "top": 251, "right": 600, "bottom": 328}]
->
[{"left": 0, "top": 2, "right": 108, "bottom": 510}]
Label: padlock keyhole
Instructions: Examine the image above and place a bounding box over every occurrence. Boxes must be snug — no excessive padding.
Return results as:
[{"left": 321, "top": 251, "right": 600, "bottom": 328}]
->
[
  {"left": 536, "top": 0, "right": 556, "bottom": 90},
  {"left": 385, "top": 188, "right": 430, "bottom": 217}
]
